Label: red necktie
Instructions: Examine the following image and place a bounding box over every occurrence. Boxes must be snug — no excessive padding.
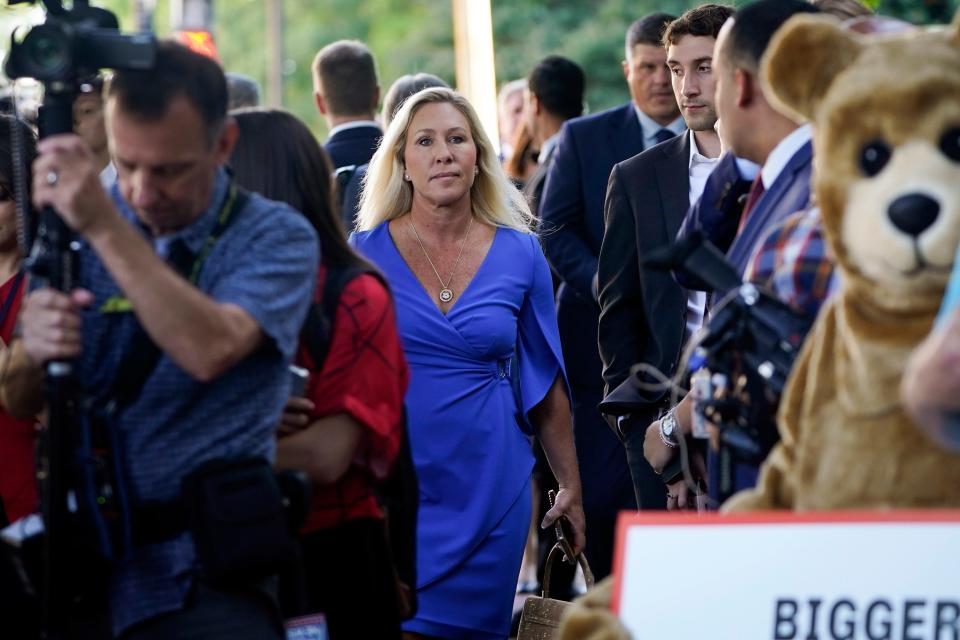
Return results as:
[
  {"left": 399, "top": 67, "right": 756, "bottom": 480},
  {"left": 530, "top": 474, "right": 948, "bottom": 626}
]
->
[{"left": 737, "top": 175, "right": 766, "bottom": 235}]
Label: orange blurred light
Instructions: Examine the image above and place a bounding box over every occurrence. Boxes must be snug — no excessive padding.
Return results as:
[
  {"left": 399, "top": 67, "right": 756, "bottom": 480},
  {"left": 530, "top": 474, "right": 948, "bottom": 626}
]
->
[{"left": 174, "top": 30, "right": 219, "bottom": 61}]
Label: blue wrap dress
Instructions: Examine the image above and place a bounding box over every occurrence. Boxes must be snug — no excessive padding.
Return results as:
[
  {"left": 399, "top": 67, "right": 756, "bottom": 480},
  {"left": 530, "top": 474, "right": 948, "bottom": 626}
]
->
[{"left": 351, "top": 222, "right": 568, "bottom": 639}]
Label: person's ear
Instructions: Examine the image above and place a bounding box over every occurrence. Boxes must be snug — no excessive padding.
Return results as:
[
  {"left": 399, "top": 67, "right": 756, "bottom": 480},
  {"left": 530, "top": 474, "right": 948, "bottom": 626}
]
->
[
  {"left": 762, "top": 14, "right": 862, "bottom": 123},
  {"left": 621, "top": 59, "right": 630, "bottom": 83},
  {"left": 315, "top": 92, "right": 328, "bottom": 116},
  {"left": 734, "top": 68, "right": 753, "bottom": 109},
  {"left": 215, "top": 117, "right": 239, "bottom": 164}
]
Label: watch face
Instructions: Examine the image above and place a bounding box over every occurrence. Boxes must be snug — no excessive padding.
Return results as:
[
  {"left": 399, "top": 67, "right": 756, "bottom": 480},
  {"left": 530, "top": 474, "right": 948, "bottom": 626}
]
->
[{"left": 662, "top": 416, "right": 675, "bottom": 437}]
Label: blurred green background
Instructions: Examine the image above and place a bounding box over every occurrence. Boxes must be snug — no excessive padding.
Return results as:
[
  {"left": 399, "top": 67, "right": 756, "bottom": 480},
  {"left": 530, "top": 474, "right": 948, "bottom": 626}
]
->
[{"left": 0, "top": 0, "right": 956, "bottom": 138}]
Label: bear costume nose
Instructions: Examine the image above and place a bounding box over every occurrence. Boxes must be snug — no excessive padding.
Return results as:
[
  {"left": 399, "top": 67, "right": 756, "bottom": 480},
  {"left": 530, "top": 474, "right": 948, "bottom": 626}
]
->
[{"left": 888, "top": 194, "right": 940, "bottom": 237}]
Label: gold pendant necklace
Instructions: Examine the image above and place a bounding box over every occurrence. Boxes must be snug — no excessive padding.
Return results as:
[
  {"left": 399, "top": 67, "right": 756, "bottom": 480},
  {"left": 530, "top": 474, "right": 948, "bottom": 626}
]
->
[{"left": 409, "top": 215, "right": 474, "bottom": 304}]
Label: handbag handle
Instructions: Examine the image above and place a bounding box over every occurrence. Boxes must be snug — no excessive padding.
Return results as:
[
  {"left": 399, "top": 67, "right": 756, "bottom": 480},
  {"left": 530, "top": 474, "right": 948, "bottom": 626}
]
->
[{"left": 542, "top": 541, "right": 595, "bottom": 599}]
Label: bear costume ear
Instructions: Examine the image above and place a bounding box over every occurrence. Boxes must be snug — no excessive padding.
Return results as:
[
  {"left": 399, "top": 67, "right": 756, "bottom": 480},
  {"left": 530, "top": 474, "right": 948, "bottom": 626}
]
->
[{"left": 761, "top": 14, "right": 863, "bottom": 124}]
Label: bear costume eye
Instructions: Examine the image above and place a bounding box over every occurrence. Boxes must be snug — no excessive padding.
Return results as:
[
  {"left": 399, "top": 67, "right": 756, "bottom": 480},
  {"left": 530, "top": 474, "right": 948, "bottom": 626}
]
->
[
  {"left": 859, "top": 140, "right": 891, "bottom": 176},
  {"left": 941, "top": 127, "right": 960, "bottom": 162}
]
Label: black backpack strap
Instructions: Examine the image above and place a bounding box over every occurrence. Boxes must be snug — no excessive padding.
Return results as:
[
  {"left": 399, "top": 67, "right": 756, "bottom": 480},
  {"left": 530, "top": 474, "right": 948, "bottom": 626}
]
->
[
  {"left": 333, "top": 165, "right": 357, "bottom": 211},
  {"left": 300, "top": 265, "right": 384, "bottom": 370}
]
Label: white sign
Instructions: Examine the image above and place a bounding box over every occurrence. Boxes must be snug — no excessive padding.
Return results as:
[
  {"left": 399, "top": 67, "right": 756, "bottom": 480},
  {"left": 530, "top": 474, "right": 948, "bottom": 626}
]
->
[{"left": 613, "top": 511, "right": 960, "bottom": 640}]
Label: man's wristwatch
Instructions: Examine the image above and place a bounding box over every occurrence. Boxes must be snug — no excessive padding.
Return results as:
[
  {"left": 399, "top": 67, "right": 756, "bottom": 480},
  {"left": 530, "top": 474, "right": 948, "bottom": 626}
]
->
[{"left": 659, "top": 409, "right": 679, "bottom": 448}]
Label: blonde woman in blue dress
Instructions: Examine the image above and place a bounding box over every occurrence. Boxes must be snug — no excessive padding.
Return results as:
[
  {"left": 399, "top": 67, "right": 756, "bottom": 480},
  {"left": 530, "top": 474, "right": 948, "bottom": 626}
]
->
[{"left": 351, "top": 88, "right": 585, "bottom": 640}]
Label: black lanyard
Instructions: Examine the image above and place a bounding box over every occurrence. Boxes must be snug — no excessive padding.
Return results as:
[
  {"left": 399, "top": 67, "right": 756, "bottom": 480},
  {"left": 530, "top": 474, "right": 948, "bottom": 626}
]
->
[
  {"left": 99, "top": 182, "right": 242, "bottom": 315},
  {"left": 183, "top": 180, "right": 239, "bottom": 284},
  {"left": 0, "top": 270, "right": 24, "bottom": 331}
]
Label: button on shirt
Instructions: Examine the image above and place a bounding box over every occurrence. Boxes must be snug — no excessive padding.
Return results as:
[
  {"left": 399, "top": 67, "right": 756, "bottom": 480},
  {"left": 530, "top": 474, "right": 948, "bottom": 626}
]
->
[{"left": 74, "top": 168, "right": 319, "bottom": 635}]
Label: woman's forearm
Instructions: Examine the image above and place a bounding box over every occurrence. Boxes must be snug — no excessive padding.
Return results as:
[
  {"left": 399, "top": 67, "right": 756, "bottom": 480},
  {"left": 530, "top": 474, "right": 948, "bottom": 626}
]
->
[
  {"left": 532, "top": 375, "right": 582, "bottom": 491},
  {"left": 275, "top": 412, "right": 362, "bottom": 485}
]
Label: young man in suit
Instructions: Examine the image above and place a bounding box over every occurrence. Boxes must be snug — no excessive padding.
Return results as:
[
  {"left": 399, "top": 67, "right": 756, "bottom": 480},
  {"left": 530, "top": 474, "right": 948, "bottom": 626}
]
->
[
  {"left": 597, "top": 4, "right": 733, "bottom": 512},
  {"left": 537, "top": 12, "right": 682, "bottom": 580},
  {"left": 312, "top": 40, "right": 382, "bottom": 171},
  {"left": 644, "top": 0, "right": 822, "bottom": 510}
]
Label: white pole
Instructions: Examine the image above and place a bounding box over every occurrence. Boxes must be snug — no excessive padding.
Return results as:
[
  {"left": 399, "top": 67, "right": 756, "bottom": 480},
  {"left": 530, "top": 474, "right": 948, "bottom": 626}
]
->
[{"left": 452, "top": 0, "right": 500, "bottom": 153}]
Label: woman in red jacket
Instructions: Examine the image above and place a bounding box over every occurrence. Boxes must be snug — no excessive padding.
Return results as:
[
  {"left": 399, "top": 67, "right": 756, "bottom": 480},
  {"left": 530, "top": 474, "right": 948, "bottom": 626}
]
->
[{"left": 230, "top": 108, "right": 408, "bottom": 640}]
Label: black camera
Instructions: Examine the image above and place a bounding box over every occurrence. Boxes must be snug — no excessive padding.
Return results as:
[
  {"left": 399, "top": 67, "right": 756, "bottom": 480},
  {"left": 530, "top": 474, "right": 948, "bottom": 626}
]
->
[
  {"left": 5, "top": 0, "right": 154, "bottom": 84},
  {"left": 644, "top": 229, "right": 813, "bottom": 495}
]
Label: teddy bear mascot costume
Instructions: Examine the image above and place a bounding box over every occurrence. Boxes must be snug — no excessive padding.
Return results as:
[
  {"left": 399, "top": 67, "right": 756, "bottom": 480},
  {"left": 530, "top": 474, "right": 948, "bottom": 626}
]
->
[
  {"left": 557, "top": 10, "right": 960, "bottom": 639},
  {"left": 724, "top": 9, "right": 960, "bottom": 511}
]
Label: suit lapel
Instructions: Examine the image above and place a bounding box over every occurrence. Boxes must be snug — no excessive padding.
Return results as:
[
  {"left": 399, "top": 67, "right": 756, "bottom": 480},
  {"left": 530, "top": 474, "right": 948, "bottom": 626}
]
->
[
  {"left": 609, "top": 103, "right": 644, "bottom": 161},
  {"left": 729, "top": 140, "right": 813, "bottom": 269},
  {"left": 656, "top": 133, "right": 692, "bottom": 241}
]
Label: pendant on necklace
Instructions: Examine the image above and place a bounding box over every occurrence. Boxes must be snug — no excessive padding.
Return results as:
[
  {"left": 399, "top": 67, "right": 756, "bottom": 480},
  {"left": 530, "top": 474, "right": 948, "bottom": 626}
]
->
[{"left": 439, "top": 288, "right": 454, "bottom": 303}]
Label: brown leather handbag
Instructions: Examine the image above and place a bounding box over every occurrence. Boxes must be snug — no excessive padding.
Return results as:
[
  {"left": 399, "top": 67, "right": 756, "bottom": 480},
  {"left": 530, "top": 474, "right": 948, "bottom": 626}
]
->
[{"left": 517, "top": 541, "right": 595, "bottom": 640}]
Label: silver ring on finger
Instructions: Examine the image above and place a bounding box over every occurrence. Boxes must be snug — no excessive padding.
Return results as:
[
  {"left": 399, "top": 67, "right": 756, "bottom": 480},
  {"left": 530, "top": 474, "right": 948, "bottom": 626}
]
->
[{"left": 45, "top": 170, "right": 58, "bottom": 186}]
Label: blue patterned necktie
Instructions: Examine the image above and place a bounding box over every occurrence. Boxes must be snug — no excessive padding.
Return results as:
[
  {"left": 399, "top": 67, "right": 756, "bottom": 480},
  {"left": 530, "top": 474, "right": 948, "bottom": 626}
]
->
[{"left": 653, "top": 128, "right": 676, "bottom": 145}]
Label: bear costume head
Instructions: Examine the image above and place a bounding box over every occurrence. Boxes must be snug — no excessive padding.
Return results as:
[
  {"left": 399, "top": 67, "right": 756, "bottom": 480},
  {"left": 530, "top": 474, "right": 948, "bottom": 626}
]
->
[{"left": 766, "top": 13, "right": 960, "bottom": 315}]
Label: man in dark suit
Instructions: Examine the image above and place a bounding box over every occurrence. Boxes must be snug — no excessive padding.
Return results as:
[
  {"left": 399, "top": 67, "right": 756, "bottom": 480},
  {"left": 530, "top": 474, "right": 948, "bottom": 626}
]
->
[
  {"left": 597, "top": 4, "right": 733, "bottom": 512},
  {"left": 312, "top": 40, "right": 382, "bottom": 227},
  {"left": 642, "top": 0, "right": 821, "bottom": 509},
  {"left": 538, "top": 12, "right": 683, "bottom": 580},
  {"left": 521, "top": 56, "right": 585, "bottom": 217}
]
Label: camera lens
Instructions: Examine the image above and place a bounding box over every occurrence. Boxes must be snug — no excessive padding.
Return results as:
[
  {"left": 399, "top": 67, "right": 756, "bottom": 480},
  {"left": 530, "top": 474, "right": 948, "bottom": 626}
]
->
[{"left": 23, "top": 24, "right": 71, "bottom": 79}]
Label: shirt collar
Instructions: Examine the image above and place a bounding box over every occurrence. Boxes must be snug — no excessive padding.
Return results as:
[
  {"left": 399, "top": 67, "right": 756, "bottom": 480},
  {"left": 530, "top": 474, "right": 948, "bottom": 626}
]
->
[
  {"left": 539, "top": 133, "right": 560, "bottom": 164},
  {"left": 327, "top": 119, "right": 381, "bottom": 139},
  {"left": 688, "top": 130, "right": 719, "bottom": 171},
  {"left": 634, "top": 105, "right": 685, "bottom": 147},
  {"left": 761, "top": 123, "right": 813, "bottom": 190}
]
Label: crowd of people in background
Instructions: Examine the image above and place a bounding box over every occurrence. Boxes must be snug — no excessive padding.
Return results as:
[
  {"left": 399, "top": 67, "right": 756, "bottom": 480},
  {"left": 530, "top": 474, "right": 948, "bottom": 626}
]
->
[{"left": 0, "top": 0, "right": 956, "bottom": 638}]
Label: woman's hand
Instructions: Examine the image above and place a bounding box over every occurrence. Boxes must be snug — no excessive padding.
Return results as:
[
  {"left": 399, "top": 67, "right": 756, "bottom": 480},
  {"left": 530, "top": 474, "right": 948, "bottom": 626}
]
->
[
  {"left": 542, "top": 485, "right": 587, "bottom": 556},
  {"left": 277, "top": 395, "right": 315, "bottom": 437}
]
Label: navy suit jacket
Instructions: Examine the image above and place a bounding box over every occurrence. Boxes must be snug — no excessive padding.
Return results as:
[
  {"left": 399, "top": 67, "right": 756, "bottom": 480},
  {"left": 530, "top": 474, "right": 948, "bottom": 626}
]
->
[
  {"left": 539, "top": 103, "right": 646, "bottom": 389},
  {"left": 677, "top": 141, "right": 814, "bottom": 286},
  {"left": 324, "top": 124, "right": 382, "bottom": 170},
  {"left": 727, "top": 140, "right": 814, "bottom": 277}
]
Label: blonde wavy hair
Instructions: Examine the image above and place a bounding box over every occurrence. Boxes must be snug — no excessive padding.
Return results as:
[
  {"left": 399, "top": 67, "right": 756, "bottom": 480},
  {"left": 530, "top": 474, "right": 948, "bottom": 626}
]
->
[{"left": 357, "top": 87, "right": 536, "bottom": 233}]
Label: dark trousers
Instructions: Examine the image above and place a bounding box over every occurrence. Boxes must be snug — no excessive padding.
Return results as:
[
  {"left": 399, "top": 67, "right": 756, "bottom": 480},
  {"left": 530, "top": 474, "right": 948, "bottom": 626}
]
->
[
  {"left": 296, "top": 518, "right": 402, "bottom": 640},
  {"left": 568, "top": 385, "right": 637, "bottom": 580},
  {"left": 622, "top": 413, "right": 668, "bottom": 511},
  {"left": 120, "top": 579, "right": 283, "bottom": 640}
]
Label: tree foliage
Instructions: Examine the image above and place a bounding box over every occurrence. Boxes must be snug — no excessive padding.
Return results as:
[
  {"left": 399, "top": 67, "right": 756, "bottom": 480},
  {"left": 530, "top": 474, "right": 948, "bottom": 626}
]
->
[{"left": 6, "top": 0, "right": 956, "bottom": 137}]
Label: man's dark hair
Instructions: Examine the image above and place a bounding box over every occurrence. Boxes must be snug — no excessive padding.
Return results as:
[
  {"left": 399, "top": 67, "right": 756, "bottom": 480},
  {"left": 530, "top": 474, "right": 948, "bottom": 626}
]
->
[
  {"left": 527, "top": 56, "right": 585, "bottom": 121},
  {"left": 107, "top": 40, "right": 227, "bottom": 144},
  {"left": 312, "top": 40, "right": 379, "bottom": 116},
  {"left": 725, "top": 0, "right": 821, "bottom": 71},
  {"left": 664, "top": 4, "right": 735, "bottom": 46},
  {"left": 226, "top": 72, "right": 261, "bottom": 111},
  {"left": 626, "top": 12, "right": 677, "bottom": 53}
]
